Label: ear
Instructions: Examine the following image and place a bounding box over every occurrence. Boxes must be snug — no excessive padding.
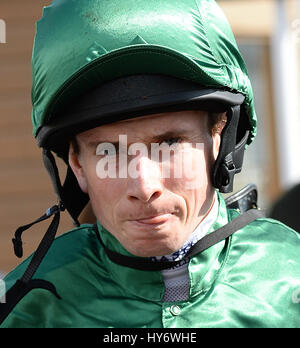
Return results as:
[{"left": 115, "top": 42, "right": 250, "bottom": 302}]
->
[
  {"left": 212, "top": 132, "right": 221, "bottom": 161},
  {"left": 68, "top": 144, "right": 88, "bottom": 193},
  {"left": 210, "top": 112, "right": 227, "bottom": 161}
]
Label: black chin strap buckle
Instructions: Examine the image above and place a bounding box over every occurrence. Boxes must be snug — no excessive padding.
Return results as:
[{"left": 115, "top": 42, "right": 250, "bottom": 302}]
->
[
  {"left": 46, "top": 202, "right": 65, "bottom": 217},
  {"left": 219, "top": 153, "right": 236, "bottom": 193}
]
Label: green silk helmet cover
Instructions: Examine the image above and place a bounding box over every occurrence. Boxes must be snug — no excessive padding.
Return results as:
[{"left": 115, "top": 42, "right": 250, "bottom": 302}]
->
[{"left": 31, "top": 0, "right": 257, "bottom": 149}]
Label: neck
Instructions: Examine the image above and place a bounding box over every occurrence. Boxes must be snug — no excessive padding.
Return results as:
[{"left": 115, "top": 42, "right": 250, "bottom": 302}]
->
[
  {"left": 159, "top": 192, "right": 219, "bottom": 302},
  {"left": 152, "top": 192, "right": 218, "bottom": 264}
]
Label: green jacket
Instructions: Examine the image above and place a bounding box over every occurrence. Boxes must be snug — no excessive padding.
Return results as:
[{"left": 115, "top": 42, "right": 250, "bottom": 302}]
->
[{"left": 1, "top": 193, "right": 300, "bottom": 328}]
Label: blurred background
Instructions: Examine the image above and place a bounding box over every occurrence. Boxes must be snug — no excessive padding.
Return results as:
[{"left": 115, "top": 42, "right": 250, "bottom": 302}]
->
[{"left": 0, "top": 0, "right": 300, "bottom": 276}]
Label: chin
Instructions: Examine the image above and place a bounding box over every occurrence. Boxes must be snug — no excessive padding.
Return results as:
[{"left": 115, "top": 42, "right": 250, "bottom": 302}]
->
[{"left": 126, "top": 238, "right": 184, "bottom": 258}]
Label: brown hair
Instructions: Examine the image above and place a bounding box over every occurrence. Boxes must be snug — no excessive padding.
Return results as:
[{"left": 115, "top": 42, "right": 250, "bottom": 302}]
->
[
  {"left": 70, "top": 136, "right": 80, "bottom": 154},
  {"left": 209, "top": 112, "right": 227, "bottom": 135}
]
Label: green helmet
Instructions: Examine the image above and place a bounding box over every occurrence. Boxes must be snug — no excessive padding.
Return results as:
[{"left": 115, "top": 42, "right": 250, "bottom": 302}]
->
[{"left": 31, "top": 0, "right": 257, "bottom": 223}]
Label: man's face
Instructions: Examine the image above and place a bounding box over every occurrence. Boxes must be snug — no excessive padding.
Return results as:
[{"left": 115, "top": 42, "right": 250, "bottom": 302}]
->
[{"left": 69, "top": 110, "right": 222, "bottom": 257}]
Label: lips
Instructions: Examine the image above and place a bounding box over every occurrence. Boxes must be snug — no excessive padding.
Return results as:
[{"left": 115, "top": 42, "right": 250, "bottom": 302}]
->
[{"left": 135, "top": 213, "right": 174, "bottom": 224}]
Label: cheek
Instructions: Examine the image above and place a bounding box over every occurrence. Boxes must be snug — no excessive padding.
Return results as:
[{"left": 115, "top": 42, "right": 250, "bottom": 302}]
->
[
  {"left": 168, "top": 144, "right": 212, "bottom": 188},
  {"left": 85, "top": 167, "right": 125, "bottom": 225},
  {"left": 164, "top": 144, "right": 214, "bottom": 214}
]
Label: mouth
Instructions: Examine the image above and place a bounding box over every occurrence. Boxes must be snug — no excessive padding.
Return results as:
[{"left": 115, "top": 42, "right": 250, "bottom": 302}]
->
[
  {"left": 135, "top": 213, "right": 174, "bottom": 225},
  {"left": 127, "top": 212, "right": 176, "bottom": 230}
]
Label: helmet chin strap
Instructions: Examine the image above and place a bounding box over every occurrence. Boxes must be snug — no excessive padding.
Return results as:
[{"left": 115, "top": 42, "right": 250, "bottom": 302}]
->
[
  {"left": 42, "top": 149, "right": 89, "bottom": 227},
  {"left": 212, "top": 105, "right": 249, "bottom": 193},
  {"left": 93, "top": 207, "right": 264, "bottom": 271},
  {"left": 0, "top": 150, "right": 68, "bottom": 325},
  {"left": 0, "top": 149, "right": 84, "bottom": 325}
]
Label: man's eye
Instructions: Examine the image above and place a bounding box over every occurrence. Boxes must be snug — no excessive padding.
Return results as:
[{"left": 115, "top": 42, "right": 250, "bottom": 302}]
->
[
  {"left": 99, "top": 149, "right": 117, "bottom": 156},
  {"left": 161, "top": 137, "right": 181, "bottom": 146}
]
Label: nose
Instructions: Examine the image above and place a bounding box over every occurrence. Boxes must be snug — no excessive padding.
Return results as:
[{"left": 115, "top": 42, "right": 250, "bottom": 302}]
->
[{"left": 126, "top": 156, "right": 163, "bottom": 203}]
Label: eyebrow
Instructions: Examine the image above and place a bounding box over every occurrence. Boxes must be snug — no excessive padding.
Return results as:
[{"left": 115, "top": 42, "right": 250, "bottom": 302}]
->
[{"left": 86, "top": 130, "right": 190, "bottom": 149}]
